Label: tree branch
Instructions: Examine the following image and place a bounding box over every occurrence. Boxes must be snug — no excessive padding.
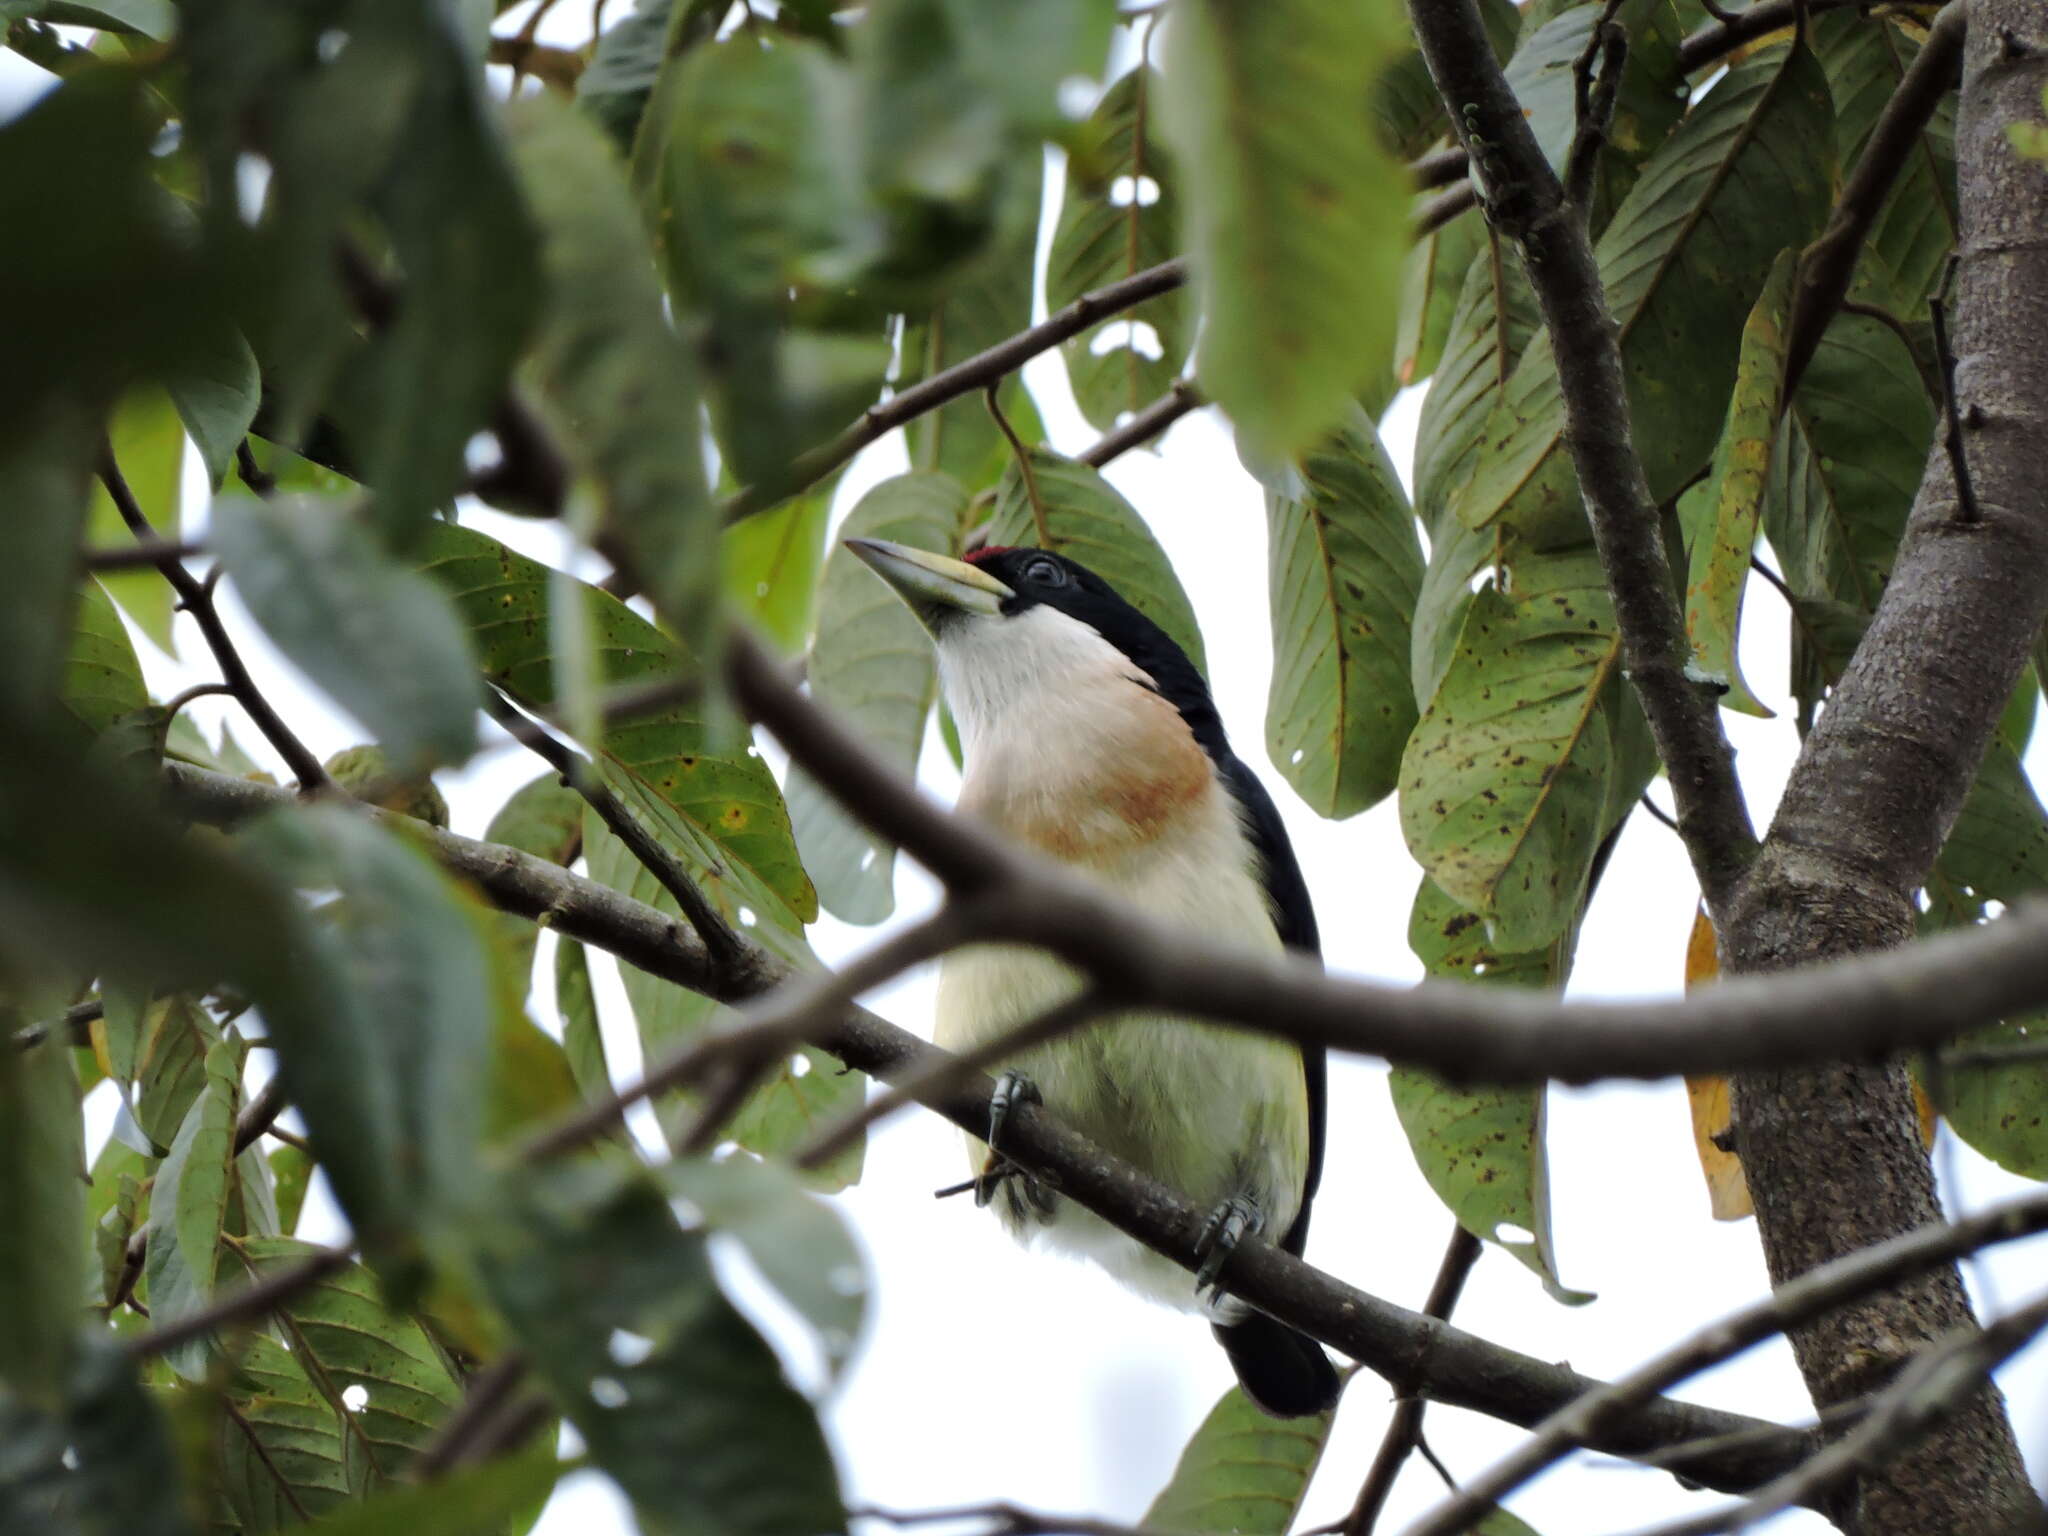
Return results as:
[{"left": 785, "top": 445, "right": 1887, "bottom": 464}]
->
[
  {"left": 123, "top": 1246, "right": 351, "bottom": 1361},
  {"left": 1781, "top": 0, "right": 1967, "bottom": 400},
  {"left": 96, "top": 449, "right": 331, "bottom": 793},
  {"left": 1407, "top": 0, "right": 1758, "bottom": 916},
  {"left": 1077, "top": 381, "right": 1205, "bottom": 469},
  {"left": 158, "top": 759, "right": 1809, "bottom": 1489},
  {"left": 1404, "top": 1185, "right": 2048, "bottom": 1536}
]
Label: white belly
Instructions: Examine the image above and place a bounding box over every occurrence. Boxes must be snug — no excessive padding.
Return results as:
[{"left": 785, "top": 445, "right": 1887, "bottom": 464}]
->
[{"left": 933, "top": 804, "right": 1311, "bottom": 1312}]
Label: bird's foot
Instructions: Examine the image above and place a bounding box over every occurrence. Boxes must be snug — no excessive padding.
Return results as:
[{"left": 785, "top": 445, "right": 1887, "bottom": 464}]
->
[
  {"left": 1195, "top": 1195, "right": 1265, "bottom": 1300},
  {"left": 971, "top": 1154, "right": 1059, "bottom": 1219}
]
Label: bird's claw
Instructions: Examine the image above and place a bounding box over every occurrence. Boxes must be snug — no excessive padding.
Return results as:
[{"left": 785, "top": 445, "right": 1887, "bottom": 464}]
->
[
  {"left": 1195, "top": 1195, "right": 1265, "bottom": 1299},
  {"left": 975, "top": 1072, "right": 1042, "bottom": 1207}
]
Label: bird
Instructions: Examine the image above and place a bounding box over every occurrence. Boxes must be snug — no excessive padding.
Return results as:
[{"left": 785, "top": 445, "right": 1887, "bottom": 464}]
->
[{"left": 847, "top": 535, "right": 1340, "bottom": 1419}]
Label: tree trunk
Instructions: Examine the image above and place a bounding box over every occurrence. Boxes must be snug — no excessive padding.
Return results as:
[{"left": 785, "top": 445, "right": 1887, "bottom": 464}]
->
[{"left": 1725, "top": 6, "right": 2048, "bottom": 1530}]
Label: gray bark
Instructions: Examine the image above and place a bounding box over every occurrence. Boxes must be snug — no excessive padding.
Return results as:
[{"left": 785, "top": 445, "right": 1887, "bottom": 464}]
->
[{"left": 1726, "top": 6, "right": 2048, "bottom": 1529}]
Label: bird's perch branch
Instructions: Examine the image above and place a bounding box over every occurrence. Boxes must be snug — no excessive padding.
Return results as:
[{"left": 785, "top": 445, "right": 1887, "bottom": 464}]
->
[{"left": 1406, "top": 0, "right": 1758, "bottom": 915}]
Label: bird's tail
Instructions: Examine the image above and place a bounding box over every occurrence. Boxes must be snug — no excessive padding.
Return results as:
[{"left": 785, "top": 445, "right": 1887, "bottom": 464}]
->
[{"left": 1212, "top": 1313, "right": 1340, "bottom": 1418}]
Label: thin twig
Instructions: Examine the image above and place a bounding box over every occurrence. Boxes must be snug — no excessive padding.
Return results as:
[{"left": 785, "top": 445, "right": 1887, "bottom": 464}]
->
[
  {"left": 97, "top": 448, "right": 330, "bottom": 793},
  {"left": 1563, "top": 0, "right": 1629, "bottom": 215},
  {"left": 719, "top": 260, "right": 1189, "bottom": 525},
  {"left": 1401, "top": 1186, "right": 2048, "bottom": 1536},
  {"left": 1929, "top": 253, "right": 1982, "bottom": 525},
  {"left": 1077, "top": 381, "right": 1204, "bottom": 468},
  {"left": 851, "top": 1502, "right": 1161, "bottom": 1536},
  {"left": 231, "top": 1076, "right": 288, "bottom": 1157},
  {"left": 123, "top": 1247, "right": 352, "bottom": 1361},
  {"left": 84, "top": 538, "right": 207, "bottom": 571},
  {"left": 1338, "top": 1227, "right": 1486, "bottom": 1535},
  {"left": 484, "top": 690, "right": 745, "bottom": 968},
  {"left": 411, "top": 1354, "right": 531, "bottom": 1477},
  {"left": 1415, "top": 181, "right": 1479, "bottom": 239},
  {"left": 1408, "top": 0, "right": 1758, "bottom": 917}
]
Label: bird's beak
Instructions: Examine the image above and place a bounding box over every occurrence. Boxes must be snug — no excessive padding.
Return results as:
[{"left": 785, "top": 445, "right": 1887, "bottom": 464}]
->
[{"left": 845, "top": 538, "right": 1012, "bottom": 628}]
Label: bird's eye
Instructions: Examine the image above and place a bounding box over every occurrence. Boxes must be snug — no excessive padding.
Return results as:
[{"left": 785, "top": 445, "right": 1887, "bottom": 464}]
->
[{"left": 1022, "top": 555, "right": 1066, "bottom": 587}]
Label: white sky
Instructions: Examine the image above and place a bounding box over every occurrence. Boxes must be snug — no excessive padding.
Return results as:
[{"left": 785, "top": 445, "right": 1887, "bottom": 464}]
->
[{"left": 6, "top": 15, "right": 2046, "bottom": 1535}]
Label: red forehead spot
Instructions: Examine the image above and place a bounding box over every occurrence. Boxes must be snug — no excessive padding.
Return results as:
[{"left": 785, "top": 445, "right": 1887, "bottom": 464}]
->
[{"left": 964, "top": 545, "right": 1018, "bottom": 565}]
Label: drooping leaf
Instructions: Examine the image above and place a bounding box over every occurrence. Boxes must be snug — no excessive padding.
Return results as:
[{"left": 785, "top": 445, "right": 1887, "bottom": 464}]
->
[
  {"left": 166, "top": 323, "right": 262, "bottom": 490},
  {"left": 582, "top": 818, "right": 866, "bottom": 1188},
  {"left": 787, "top": 472, "right": 966, "bottom": 923},
  {"left": 217, "top": 1331, "right": 365, "bottom": 1525},
  {"left": 1393, "top": 196, "right": 1489, "bottom": 392},
  {"left": 1048, "top": 66, "right": 1191, "bottom": 431},
  {"left": 1811, "top": 12, "right": 1957, "bottom": 311},
  {"left": 142, "top": 1040, "right": 240, "bottom": 1379},
  {"left": 132, "top": 994, "right": 222, "bottom": 1156},
  {"left": 578, "top": 0, "right": 682, "bottom": 152},
  {"left": 242, "top": 806, "right": 498, "bottom": 1296},
  {"left": 986, "top": 447, "right": 1206, "bottom": 674},
  {"left": 554, "top": 940, "right": 613, "bottom": 1104},
  {"left": 654, "top": 1154, "right": 870, "bottom": 1379},
  {"left": 1394, "top": 878, "right": 1588, "bottom": 1299},
  {"left": 224, "top": 1238, "right": 466, "bottom": 1478},
  {"left": 1935, "top": 1017, "right": 2048, "bottom": 1181},
  {"left": 723, "top": 476, "right": 839, "bottom": 653},
  {"left": 271, "top": 1144, "right": 314, "bottom": 1236},
  {"left": 1157, "top": 0, "right": 1409, "bottom": 461},
  {"left": 1141, "top": 1384, "right": 1332, "bottom": 1534},
  {"left": 87, "top": 388, "right": 184, "bottom": 652},
  {"left": 0, "top": 1031, "right": 83, "bottom": 1407},
  {"left": 417, "top": 521, "right": 818, "bottom": 922},
  {"left": 213, "top": 495, "right": 481, "bottom": 775},
  {"left": 509, "top": 99, "right": 716, "bottom": 659},
  {"left": 1680, "top": 906, "right": 1753, "bottom": 1220},
  {"left": 1763, "top": 306, "right": 1935, "bottom": 613},
  {"left": 901, "top": 156, "right": 1046, "bottom": 493},
  {"left": 59, "top": 578, "right": 148, "bottom": 744},
  {"left": 1453, "top": 42, "right": 1835, "bottom": 549},
  {"left": 1683, "top": 250, "right": 1795, "bottom": 719},
  {"left": 472, "top": 1162, "right": 844, "bottom": 1536},
  {"left": 1263, "top": 405, "right": 1422, "bottom": 819},
  {"left": 1400, "top": 551, "right": 1627, "bottom": 950}
]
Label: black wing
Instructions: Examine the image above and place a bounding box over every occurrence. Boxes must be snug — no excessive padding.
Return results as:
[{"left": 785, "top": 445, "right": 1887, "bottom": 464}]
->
[{"left": 1216, "top": 755, "right": 1325, "bottom": 1260}]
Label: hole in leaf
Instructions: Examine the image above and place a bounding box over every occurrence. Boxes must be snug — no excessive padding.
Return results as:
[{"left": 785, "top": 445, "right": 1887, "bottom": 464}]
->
[
  {"left": 1494, "top": 1222, "right": 1536, "bottom": 1246},
  {"left": 1089, "top": 320, "right": 1164, "bottom": 361},
  {"left": 235, "top": 153, "right": 273, "bottom": 227},
  {"left": 790, "top": 1054, "right": 812, "bottom": 1078},
  {"left": 341, "top": 1385, "right": 369, "bottom": 1413},
  {"left": 858, "top": 849, "right": 877, "bottom": 871},
  {"left": 464, "top": 431, "right": 502, "bottom": 472},
  {"left": 589, "top": 1376, "right": 629, "bottom": 1409},
  {"left": 607, "top": 1329, "right": 654, "bottom": 1367},
  {"left": 738, "top": 906, "right": 758, "bottom": 927},
  {"left": 1109, "top": 174, "right": 1163, "bottom": 208},
  {"left": 1986, "top": 899, "right": 2009, "bottom": 919},
  {"left": 1289, "top": 749, "right": 1305, "bottom": 765},
  {"left": 316, "top": 28, "right": 348, "bottom": 60}
]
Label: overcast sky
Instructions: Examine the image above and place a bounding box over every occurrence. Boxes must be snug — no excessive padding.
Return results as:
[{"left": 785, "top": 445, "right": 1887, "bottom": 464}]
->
[{"left": 7, "top": 15, "right": 2045, "bottom": 1534}]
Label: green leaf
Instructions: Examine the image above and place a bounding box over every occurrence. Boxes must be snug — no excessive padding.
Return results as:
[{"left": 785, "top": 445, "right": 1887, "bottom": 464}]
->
[
  {"left": 166, "top": 323, "right": 261, "bottom": 490},
  {"left": 986, "top": 447, "right": 1207, "bottom": 674},
  {"left": 217, "top": 1331, "right": 365, "bottom": 1524},
  {"left": 87, "top": 388, "right": 184, "bottom": 652},
  {"left": 484, "top": 771, "right": 587, "bottom": 985},
  {"left": 473, "top": 1162, "right": 844, "bottom": 1536},
  {"left": 142, "top": 1040, "right": 239, "bottom": 1379},
  {"left": 1158, "top": 0, "right": 1409, "bottom": 460},
  {"left": 1763, "top": 306, "right": 1934, "bottom": 613},
  {"left": 0, "top": 1340, "right": 199, "bottom": 1536},
  {"left": 578, "top": 0, "right": 682, "bottom": 152},
  {"left": 1395, "top": 878, "right": 1587, "bottom": 1301},
  {"left": 243, "top": 807, "right": 497, "bottom": 1295},
  {"left": 1934, "top": 1017, "right": 2048, "bottom": 1181},
  {"left": 1399, "top": 551, "right": 1627, "bottom": 950},
  {"left": 133, "top": 994, "right": 222, "bottom": 1156},
  {"left": 1812, "top": 12, "right": 1957, "bottom": 311},
  {"left": 60, "top": 578, "right": 149, "bottom": 742},
  {"left": 245, "top": 1441, "right": 559, "bottom": 1536},
  {"left": 417, "top": 520, "right": 818, "bottom": 922},
  {"left": 1683, "top": 250, "right": 1795, "bottom": 720},
  {"left": 1453, "top": 42, "right": 1835, "bottom": 549},
  {"left": 509, "top": 99, "right": 716, "bottom": 659},
  {"left": 723, "top": 477, "right": 838, "bottom": 654},
  {"left": 787, "top": 472, "right": 966, "bottom": 923},
  {"left": 1500, "top": 0, "right": 1687, "bottom": 230},
  {"left": 1393, "top": 197, "right": 1488, "bottom": 392},
  {"left": 39, "top": 0, "right": 177, "bottom": 37},
  {"left": 1048, "top": 66, "right": 1191, "bottom": 431},
  {"left": 1141, "top": 1384, "right": 1333, "bottom": 1534},
  {"left": 213, "top": 495, "right": 481, "bottom": 775},
  {"left": 0, "top": 1031, "right": 83, "bottom": 1406},
  {"left": 900, "top": 157, "right": 1046, "bottom": 491},
  {"left": 582, "top": 817, "right": 866, "bottom": 1188},
  {"left": 653, "top": 1154, "right": 870, "bottom": 1378},
  {"left": 554, "top": 939, "right": 613, "bottom": 1103},
  {"left": 271, "top": 1143, "right": 314, "bottom": 1235},
  {"left": 225, "top": 1238, "right": 466, "bottom": 1477},
  {"left": 1263, "top": 405, "right": 1422, "bottom": 819},
  {"left": 0, "top": 402, "right": 95, "bottom": 718}
]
